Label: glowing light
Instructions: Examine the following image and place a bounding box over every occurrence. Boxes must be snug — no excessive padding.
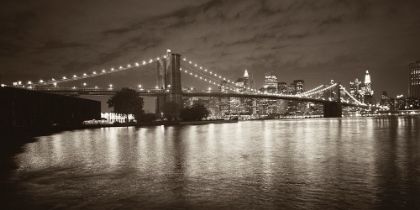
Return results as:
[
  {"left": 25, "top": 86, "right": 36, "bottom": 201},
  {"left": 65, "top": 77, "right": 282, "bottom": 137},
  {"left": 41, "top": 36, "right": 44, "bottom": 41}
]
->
[
  {"left": 73, "top": 75, "right": 77, "bottom": 78},
  {"left": 63, "top": 76, "right": 67, "bottom": 79},
  {"left": 83, "top": 73, "right": 87, "bottom": 76},
  {"left": 93, "top": 71, "right": 96, "bottom": 75},
  {"left": 143, "top": 61, "right": 146, "bottom": 65},
  {"left": 119, "top": 66, "right": 123, "bottom": 69},
  {"left": 39, "top": 80, "right": 43, "bottom": 83},
  {"left": 135, "top": 63, "right": 139, "bottom": 66},
  {"left": 83, "top": 83, "right": 86, "bottom": 86},
  {"left": 127, "top": 64, "right": 131, "bottom": 68}
]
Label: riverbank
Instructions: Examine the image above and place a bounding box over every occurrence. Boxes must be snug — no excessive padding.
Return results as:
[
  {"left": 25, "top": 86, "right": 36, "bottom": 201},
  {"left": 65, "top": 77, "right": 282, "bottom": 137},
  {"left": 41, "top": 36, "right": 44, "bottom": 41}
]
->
[{"left": 0, "top": 119, "right": 239, "bottom": 138}]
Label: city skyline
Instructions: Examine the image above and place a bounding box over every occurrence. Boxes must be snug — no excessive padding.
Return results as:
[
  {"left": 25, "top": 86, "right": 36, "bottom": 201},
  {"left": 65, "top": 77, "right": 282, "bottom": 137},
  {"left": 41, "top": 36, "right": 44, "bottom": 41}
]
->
[{"left": 1, "top": 0, "right": 420, "bottom": 99}]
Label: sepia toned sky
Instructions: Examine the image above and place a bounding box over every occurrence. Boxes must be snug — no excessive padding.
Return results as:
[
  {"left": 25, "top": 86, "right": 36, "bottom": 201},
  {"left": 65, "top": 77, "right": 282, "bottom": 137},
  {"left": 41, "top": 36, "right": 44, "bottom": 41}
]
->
[{"left": 1, "top": 0, "right": 420, "bottom": 111}]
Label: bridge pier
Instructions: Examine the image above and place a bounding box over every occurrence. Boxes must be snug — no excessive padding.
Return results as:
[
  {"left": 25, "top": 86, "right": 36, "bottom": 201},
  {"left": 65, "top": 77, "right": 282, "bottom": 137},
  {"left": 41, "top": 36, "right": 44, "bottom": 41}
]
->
[
  {"left": 323, "top": 83, "right": 342, "bottom": 118},
  {"left": 323, "top": 102, "right": 342, "bottom": 118}
]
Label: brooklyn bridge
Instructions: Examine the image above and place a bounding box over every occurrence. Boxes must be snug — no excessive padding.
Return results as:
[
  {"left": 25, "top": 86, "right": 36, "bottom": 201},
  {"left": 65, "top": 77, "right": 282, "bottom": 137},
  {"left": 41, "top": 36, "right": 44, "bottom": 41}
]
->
[{"left": 10, "top": 50, "right": 373, "bottom": 118}]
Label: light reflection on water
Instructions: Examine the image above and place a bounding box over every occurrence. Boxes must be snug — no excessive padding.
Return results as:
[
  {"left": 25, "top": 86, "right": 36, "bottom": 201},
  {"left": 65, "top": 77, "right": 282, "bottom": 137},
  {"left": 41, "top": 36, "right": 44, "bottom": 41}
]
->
[{"left": 12, "top": 117, "right": 420, "bottom": 209}]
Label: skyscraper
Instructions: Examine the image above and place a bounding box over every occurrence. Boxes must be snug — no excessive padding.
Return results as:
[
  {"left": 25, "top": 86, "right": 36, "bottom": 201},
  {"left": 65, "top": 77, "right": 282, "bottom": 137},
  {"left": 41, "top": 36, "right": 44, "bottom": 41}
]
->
[
  {"left": 409, "top": 61, "right": 420, "bottom": 97},
  {"left": 277, "top": 82, "right": 288, "bottom": 94},
  {"left": 293, "top": 80, "right": 305, "bottom": 94},
  {"left": 364, "top": 70, "right": 373, "bottom": 96},
  {"left": 349, "top": 78, "right": 361, "bottom": 96},
  {"left": 264, "top": 71, "right": 278, "bottom": 93}
]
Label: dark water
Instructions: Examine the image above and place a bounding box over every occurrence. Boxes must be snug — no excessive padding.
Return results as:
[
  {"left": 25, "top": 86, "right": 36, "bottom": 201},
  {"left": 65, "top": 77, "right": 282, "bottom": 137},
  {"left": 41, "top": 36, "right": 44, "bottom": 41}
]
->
[{"left": 2, "top": 117, "right": 420, "bottom": 209}]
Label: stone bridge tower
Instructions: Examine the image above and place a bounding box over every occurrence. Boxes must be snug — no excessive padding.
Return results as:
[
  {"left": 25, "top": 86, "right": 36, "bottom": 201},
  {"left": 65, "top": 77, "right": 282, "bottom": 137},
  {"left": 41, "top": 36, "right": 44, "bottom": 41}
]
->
[{"left": 155, "top": 50, "right": 183, "bottom": 117}]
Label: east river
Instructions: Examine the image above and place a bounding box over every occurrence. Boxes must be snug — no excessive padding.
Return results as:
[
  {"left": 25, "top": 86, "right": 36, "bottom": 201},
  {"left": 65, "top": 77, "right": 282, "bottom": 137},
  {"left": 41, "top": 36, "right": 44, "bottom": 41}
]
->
[{"left": 2, "top": 117, "right": 420, "bottom": 209}]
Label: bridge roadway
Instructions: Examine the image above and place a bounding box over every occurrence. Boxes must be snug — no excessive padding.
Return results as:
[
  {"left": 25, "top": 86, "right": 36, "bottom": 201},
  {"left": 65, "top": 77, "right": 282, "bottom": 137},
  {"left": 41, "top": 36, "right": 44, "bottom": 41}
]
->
[{"left": 33, "top": 87, "right": 369, "bottom": 109}]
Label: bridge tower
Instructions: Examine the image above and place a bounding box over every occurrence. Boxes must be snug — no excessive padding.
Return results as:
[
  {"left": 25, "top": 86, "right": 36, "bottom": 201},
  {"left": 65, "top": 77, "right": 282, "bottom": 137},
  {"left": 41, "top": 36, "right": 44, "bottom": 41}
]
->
[
  {"left": 155, "top": 50, "right": 183, "bottom": 118},
  {"left": 323, "top": 83, "right": 342, "bottom": 118}
]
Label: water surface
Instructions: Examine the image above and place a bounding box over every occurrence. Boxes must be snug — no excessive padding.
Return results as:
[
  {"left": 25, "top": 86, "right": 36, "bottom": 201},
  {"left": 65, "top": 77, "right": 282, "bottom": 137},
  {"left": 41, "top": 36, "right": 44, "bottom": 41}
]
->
[{"left": 5, "top": 117, "right": 420, "bottom": 209}]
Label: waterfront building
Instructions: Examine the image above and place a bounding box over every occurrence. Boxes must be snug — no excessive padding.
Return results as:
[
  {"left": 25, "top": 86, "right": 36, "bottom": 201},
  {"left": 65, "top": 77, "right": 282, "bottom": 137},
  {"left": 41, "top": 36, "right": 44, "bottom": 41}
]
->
[
  {"left": 0, "top": 87, "right": 100, "bottom": 128},
  {"left": 409, "top": 61, "right": 420, "bottom": 97},
  {"left": 101, "top": 112, "right": 135, "bottom": 123}
]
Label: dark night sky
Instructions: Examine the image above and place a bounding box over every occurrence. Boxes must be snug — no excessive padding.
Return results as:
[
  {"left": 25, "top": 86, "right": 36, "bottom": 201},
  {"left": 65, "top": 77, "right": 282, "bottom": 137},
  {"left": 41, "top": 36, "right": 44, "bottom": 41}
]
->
[{"left": 1, "top": 0, "right": 420, "bottom": 112}]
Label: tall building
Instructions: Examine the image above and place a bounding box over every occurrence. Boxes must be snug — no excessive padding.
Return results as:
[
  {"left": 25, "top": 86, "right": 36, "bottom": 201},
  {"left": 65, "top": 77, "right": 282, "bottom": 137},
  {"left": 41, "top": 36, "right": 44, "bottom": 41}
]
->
[
  {"left": 235, "top": 70, "right": 251, "bottom": 92},
  {"left": 349, "top": 79, "right": 361, "bottom": 96},
  {"left": 364, "top": 70, "right": 373, "bottom": 96},
  {"left": 409, "top": 61, "right": 420, "bottom": 97},
  {"left": 264, "top": 71, "right": 278, "bottom": 93},
  {"left": 288, "top": 82, "right": 296, "bottom": 95},
  {"left": 277, "top": 82, "right": 288, "bottom": 94},
  {"left": 293, "top": 80, "right": 305, "bottom": 94},
  {"left": 248, "top": 71, "right": 256, "bottom": 90}
]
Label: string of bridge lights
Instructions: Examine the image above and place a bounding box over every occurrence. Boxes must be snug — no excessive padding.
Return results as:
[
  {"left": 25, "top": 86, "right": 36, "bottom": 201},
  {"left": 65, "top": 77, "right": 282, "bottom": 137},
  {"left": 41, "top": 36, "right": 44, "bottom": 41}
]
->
[
  {"left": 299, "top": 85, "right": 326, "bottom": 97},
  {"left": 181, "top": 66, "right": 223, "bottom": 87},
  {"left": 180, "top": 65, "right": 242, "bottom": 91},
  {"left": 13, "top": 54, "right": 167, "bottom": 88},
  {"left": 181, "top": 57, "right": 239, "bottom": 85}
]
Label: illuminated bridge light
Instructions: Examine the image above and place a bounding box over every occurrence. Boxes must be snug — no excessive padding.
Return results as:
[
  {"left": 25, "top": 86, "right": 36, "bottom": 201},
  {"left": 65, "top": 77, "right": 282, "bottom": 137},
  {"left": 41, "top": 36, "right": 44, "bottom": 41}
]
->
[
  {"left": 93, "top": 71, "right": 96, "bottom": 75},
  {"left": 143, "top": 61, "right": 146, "bottom": 65},
  {"left": 102, "top": 69, "right": 106, "bottom": 73},
  {"left": 119, "top": 66, "right": 123, "bottom": 69},
  {"left": 135, "top": 63, "right": 139, "bottom": 66},
  {"left": 127, "top": 64, "right": 131, "bottom": 68},
  {"left": 83, "top": 73, "right": 87, "bottom": 76},
  {"left": 63, "top": 76, "right": 67, "bottom": 79},
  {"left": 73, "top": 75, "right": 77, "bottom": 78}
]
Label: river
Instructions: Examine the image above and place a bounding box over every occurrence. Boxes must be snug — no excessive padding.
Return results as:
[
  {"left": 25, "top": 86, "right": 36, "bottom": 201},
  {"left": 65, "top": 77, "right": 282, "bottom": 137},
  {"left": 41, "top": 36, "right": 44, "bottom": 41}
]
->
[{"left": 2, "top": 116, "right": 420, "bottom": 209}]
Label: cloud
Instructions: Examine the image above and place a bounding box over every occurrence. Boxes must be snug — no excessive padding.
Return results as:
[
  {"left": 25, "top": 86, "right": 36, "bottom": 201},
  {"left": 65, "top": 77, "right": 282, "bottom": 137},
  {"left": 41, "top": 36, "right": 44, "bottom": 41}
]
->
[{"left": 1, "top": 0, "right": 420, "bottom": 100}]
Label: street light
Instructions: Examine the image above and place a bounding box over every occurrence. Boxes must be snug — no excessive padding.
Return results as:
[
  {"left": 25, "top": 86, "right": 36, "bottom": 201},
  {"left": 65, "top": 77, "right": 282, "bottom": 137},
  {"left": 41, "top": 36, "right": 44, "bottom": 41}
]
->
[{"left": 83, "top": 83, "right": 86, "bottom": 87}]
